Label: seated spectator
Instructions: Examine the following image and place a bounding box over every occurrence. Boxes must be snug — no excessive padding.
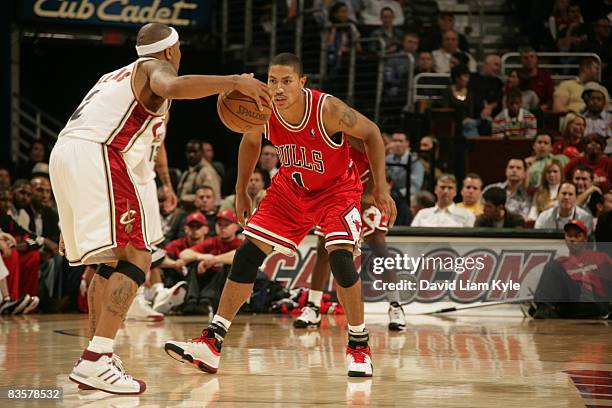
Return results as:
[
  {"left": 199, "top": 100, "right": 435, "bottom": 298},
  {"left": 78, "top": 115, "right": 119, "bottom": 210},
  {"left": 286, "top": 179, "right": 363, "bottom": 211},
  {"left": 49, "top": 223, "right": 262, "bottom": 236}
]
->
[
  {"left": 547, "top": 0, "right": 571, "bottom": 41},
  {"left": 594, "top": 191, "right": 612, "bottom": 242},
  {"left": 564, "top": 133, "right": 612, "bottom": 190},
  {"left": 165, "top": 212, "right": 209, "bottom": 260},
  {"left": 421, "top": 11, "right": 470, "bottom": 52},
  {"left": 177, "top": 139, "right": 222, "bottom": 210},
  {"left": 534, "top": 182, "right": 593, "bottom": 233},
  {"left": 369, "top": 7, "right": 404, "bottom": 53},
  {"left": 528, "top": 160, "right": 563, "bottom": 221},
  {"left": 572, "top": 165, "right": 603, "bottom": 216},
  {"left": 179, "top": 209, "right": 243, "bottom": 315},
  {"left": 386, "top": 132, "right": 424, "bottom": 197},
  {"left": 259, "top": 143, "right": 279, "bottom": 179},
  {"left": 475, "top": 187, "right": 525, "bottom": 228},
  {"left": 483, "top": 159, "right": 532, "bottom": 219},
  {"left": 440, "top": 64, "right": 477, "bottom": 137},
  {"left": 552, "top": 113, "right": 586, "bottom": 158},
  {"left": 415, "top": 51, "right": 435, "bottom": 74},
  {"left": 432, "top": 30, "right": 476, "bottom": 73},
  {"left": 411, "top": 174, "right": 475, "bottom": 227},
  {"left": 410, "top": 190, "right": 435, "bottom": 219},
  {"left": 10, "top": 180, "right": 32, "bottom": 230},
  {"left": 159, "top": 186, "right": 187, "bottom": 246},
  {"left": 360, "top": 0, "right": 404, "bottom": 27},
  {"left": 503, "top": 69, "right": 540, "bottom": 112},
  {"left": 418, "top": 135, "right": 442, "bottom": 190},
  {"left": 553, "top": 57, "right": 601, "bottom": 113},
  {"left": 14, "top": 141, "right": 47, "bottom": 180},
  {"left": 528, "top": 220, "right": 611, "bottom": 319},
  {"left": 383, "top": 32, "right": 420, "bottom": 97},
  {"left": 525, "top": 134, "right": 569, "bottom": 188},
  {"left": 0, "top": 167, "right": 10, "bottom": 190},
  {"left": 202, "top": 141, "right": 226, "bottom": 180},
  {"left": 457, "top": 173, "right": 483, "bottom": 216},
  {"left": 221, "top": 168, "right": 269, "bottom": 214},
  {"left": 492, "top": 88, "right": 538, "bottom": 139},
  {"left": 583, "top": 17, "right": 611, "bottom": 84},
  {"left": 581, "top": 82, "right": 612, "bottom": 152},
  {"left": 520, "top": 47, "right": 555, "bottom": 109},
  {"left": 194, "top": 186, "right": 219, "bottom": 236},
  {"left": 326, "top": 2, "right": 361, "bottom": 92},
  {"left": 555, "top": 3, "right": 588, "bottom": 52},
  {"left": 468, "top": 54, "right": 503, "bottom": 135},
  {"left": 27, "top": 176, "right": 59, "bottom": 257}
]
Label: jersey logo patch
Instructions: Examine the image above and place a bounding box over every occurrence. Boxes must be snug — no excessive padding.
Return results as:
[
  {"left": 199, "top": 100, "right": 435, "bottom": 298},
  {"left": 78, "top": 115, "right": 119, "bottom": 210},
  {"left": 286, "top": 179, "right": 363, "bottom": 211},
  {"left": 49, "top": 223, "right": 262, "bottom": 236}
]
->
[{"left": 120, "top": 201, "right": 137, "bottom": 234}]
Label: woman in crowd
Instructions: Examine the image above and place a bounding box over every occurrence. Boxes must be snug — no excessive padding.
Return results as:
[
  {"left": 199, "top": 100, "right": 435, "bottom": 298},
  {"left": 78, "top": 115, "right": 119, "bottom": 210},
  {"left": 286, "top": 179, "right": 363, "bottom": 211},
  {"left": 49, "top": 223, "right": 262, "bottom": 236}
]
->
[
  {"left": 528, "top": 160, "right": 563, "bottom": 221},
  {"left": 552, "top": 113, "right": 585, "bottom": 158}
]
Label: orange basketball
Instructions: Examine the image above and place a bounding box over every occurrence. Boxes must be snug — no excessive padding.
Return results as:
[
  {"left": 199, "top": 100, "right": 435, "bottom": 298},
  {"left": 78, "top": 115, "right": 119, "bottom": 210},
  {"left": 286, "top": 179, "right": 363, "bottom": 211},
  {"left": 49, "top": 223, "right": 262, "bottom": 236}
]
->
[{"left": 217, "top": 91, "right": 272, "bottom": 133}]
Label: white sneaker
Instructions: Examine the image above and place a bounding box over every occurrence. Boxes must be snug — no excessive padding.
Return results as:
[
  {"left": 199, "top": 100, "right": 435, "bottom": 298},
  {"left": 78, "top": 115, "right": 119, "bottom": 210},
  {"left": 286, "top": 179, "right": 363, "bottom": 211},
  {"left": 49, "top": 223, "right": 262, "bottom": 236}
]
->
[
  {"left": 293, "top": 302, "right": 321, "bottom": 328},
  {"left": 12, "top": 294, "right": 32, "bottom": 315},
  {"left": 164, "top": 330, "right": 221, "bottom": 373},
  {"left": 126, "top": 295, "right": 164, "bottom": 322},
  {"left": 387, "top": 302, "right": 406, "bottom": 331},
  {"left": 69, "top": 351, "right": 146, "bottom": 395},
  {"left": 346, "top": 346, "right": 373, "bottom": 377},
  {"left": 153, "top": 281, "right": 187, "bottom": 314}
]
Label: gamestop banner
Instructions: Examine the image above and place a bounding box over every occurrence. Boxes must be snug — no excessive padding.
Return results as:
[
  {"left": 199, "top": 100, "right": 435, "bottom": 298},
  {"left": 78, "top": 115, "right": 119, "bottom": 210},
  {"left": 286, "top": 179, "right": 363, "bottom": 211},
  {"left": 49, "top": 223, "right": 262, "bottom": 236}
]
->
[
  {"left": 19, "top": 0, "right": 211, "bottom": 29},
  {"left": 260, "top": 234, "right": 574, "bottom": 314}
]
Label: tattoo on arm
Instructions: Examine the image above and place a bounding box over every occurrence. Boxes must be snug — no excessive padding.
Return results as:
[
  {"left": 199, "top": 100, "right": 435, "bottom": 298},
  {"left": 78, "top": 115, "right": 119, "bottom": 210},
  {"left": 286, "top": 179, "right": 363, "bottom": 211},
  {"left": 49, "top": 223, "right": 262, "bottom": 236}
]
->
[{"left": 339, "top": 105, "right": 357, "bottom": 128}]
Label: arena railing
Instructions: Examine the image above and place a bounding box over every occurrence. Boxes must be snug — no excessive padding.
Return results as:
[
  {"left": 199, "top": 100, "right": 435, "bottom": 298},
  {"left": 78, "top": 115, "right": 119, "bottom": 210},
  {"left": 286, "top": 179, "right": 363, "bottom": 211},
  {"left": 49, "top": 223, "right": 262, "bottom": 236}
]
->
[
  {"left": 501, "top": 52, "right": 602, "bottom": 82},
  {"left": 410, "top": 73, "right": 451, "bottom": 110}
]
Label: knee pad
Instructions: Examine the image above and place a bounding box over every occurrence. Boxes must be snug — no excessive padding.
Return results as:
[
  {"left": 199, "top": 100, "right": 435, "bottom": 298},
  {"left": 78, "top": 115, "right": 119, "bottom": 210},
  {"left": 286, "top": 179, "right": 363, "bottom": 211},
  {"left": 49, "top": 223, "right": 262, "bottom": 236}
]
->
[
  {"left": 228, "top": 240, "right": 267, "bottom": 284},
  {"left": 115, "top": 260, "right": 146, "bottom": 286},
  {"left": 96, "top": 264, "right": 115, "bottom": 280},
  {"left": 329, "top": 249, "right": 359, "bottom": 288}
]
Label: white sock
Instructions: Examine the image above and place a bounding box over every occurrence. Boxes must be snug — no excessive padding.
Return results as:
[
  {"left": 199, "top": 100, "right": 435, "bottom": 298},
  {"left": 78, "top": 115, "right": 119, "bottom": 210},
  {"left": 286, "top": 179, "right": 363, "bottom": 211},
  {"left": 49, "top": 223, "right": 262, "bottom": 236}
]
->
[
  {"left": 348, "top": 323, "right": 366, "bottom": 333},
  {"left": 87, "top": 336, "right": 114, "bottom": 354},
  {"left": 308, "top": 290, "right": 323, "bottom": 307},
  {"left": 211, "top": 314, "right": 232, "bottom": 331}
]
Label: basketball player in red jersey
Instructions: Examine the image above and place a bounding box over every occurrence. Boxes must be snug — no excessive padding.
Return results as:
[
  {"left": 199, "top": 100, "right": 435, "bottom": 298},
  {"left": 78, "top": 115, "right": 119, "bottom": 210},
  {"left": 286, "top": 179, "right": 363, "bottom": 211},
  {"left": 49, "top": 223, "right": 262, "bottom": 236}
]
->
[
  {"left": 165, "top": 53, "right": 396, "bottom": 377},
  {"left": 50, "top": 23, "right": 270, "bottom": 395},
  {"left": 295, "top": 139, "right": 407, "bottom": 331}
]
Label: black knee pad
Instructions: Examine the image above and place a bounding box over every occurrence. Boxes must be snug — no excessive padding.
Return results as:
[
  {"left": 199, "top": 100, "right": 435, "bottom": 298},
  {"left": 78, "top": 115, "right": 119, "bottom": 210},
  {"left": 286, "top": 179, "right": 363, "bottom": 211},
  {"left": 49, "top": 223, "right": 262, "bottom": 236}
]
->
[
  {"left": 115, "top": 260, "right": 146, "bottom": 286},
  {"left": 228, "top": 240, "right": 267, "bottom": 284},
  {"left": 329, "top": 249, "right": 359, "bottom": 288},
  {"left": 96, "top": 264, "right": 115, "bottom": 280}
]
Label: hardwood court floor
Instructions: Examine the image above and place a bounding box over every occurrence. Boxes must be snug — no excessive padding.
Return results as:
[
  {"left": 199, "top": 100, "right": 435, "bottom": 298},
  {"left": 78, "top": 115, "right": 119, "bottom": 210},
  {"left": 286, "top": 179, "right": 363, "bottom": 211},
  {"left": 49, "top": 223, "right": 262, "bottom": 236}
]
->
[{"left": 1, "top": 312, "right": 611, "bottom": 407}]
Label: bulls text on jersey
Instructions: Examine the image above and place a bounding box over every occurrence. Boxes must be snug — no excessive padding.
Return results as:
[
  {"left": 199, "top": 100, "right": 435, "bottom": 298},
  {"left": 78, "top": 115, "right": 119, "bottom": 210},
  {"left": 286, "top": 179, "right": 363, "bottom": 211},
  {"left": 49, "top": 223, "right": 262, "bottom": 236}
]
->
[{"left": 275, "top": 144, "right": 324, "bottom": 174}]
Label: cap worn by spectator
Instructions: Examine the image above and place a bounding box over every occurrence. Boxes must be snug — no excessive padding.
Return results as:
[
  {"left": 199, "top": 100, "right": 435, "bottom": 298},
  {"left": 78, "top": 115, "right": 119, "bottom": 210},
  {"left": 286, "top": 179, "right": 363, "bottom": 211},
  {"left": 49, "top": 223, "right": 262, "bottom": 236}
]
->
[
  {"left": 31, "top": 163, "right": 50, "bottom": 179},
  {"left": 581, "top": 82, "right": 610, "bottom": 102},
  {"left": 186, "top": 212, "right": 207, "bottom": 227},
  {"left": 564, "top": 219, "right": 587, "bottom": 235},
  {"left": 216, "top": 209, "right": 237, "bottom": 224}
]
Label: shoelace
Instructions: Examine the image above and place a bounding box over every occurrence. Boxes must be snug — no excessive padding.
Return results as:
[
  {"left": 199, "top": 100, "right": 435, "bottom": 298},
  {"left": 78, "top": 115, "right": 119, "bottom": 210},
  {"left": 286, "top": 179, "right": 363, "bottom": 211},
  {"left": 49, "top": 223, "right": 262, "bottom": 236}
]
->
[
  {"left": 190, "top": 330, "right": 215, "bottom": 344},
  {"left": 347, "top": 346, "right": 370, "bottom": 364},
  {"left": 107, "top": 356, "right": 133, "bottom": 382}
]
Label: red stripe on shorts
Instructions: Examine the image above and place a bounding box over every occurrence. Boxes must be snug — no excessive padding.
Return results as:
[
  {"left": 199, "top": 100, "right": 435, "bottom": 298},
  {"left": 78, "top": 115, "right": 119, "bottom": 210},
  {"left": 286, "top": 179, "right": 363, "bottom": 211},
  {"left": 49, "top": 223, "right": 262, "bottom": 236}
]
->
[
  {"left": 106, "top": 147, "right": 148, "bottom": 251},
  {"left": 108, "top": 103, "right": 149, "bottom": 151}
]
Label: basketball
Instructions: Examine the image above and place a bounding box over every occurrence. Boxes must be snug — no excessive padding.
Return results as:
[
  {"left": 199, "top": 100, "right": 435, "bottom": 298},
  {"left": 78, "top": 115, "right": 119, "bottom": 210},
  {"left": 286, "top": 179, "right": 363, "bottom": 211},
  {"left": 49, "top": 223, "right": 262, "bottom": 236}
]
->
[{"left": 217, "top": 90, "right": 272, "bottom": 133}]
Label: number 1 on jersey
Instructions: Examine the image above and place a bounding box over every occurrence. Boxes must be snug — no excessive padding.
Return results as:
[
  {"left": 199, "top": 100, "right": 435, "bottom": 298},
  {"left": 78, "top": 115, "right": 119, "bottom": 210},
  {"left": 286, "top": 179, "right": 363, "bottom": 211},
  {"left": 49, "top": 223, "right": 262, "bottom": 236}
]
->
[{"left": 292, "top": 172, "right": 308, "bottom": 190}]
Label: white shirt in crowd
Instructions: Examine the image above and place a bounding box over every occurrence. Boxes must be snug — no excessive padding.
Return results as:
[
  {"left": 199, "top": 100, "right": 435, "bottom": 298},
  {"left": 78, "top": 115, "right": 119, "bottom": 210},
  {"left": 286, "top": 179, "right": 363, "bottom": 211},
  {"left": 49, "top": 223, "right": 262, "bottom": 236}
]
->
[{"left": 411, "top": 203, "right": 475, "bottom": 227}]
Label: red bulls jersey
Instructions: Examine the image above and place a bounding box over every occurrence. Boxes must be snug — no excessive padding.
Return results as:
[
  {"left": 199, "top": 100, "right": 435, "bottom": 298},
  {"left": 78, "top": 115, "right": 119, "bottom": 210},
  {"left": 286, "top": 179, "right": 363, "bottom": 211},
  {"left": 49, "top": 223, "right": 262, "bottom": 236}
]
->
[
  {"left": 264, "top": 88, "right": 355, "bottom": 191},
  {"left": 350, "top": 147, "right": 371, "bottom": 185}
]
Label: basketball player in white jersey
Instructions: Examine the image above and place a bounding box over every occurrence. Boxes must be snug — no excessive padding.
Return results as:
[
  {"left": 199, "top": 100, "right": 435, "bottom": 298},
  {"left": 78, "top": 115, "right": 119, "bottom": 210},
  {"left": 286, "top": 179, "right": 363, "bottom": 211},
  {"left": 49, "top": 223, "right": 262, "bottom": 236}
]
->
[{"left": 50, "top": 23, "right": 271, "bottom": 395}]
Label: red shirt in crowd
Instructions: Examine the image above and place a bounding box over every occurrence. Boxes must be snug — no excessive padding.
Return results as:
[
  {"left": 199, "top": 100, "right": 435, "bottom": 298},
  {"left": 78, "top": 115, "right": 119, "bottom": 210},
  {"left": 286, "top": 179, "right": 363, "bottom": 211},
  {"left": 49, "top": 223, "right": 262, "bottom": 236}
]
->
[
  {"left": 557, "top": 250, "right": 612, "bottom": 298},
  {"left": 191, "top": 236, "right": 243, "bottom": 256},
  {"left": 564, "top": 155, "right": 612, "bottom": 190},
  {"left": 529, "top": 68, "right": 555, "bottom": 107},
  {"left": 552, "top": 139, "right": 581, "bottom": 158},
  {"left": 164, "top": 237, "right": 198, "bottom": 259}
]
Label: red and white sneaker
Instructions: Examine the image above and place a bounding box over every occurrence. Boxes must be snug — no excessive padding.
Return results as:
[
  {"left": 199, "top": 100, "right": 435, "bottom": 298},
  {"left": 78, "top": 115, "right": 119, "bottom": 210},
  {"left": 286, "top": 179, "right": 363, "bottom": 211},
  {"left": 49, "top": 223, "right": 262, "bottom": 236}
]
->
[
  {"left": 164, "top": 330, "right": 221, "bottom": 374},
  {"left": 346, "top": 346, "right": 373, "bottom": 377},
  {"left": 126, "top": 294, "right": 164, "bottom": 322},
  {"left": 69, "top": 350, "right": 146, "bottom": 395}
]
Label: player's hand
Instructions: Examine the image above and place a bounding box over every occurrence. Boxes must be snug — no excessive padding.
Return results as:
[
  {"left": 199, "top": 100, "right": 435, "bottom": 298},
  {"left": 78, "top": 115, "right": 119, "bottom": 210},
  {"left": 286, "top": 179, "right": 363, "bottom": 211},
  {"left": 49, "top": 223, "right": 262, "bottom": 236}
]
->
[
  {"left": 163, "top": 186, "right": 178, "bottom": 213},
  {"left": 58, "top": 234, "right": 65, "bottom": 257},
  {"left": 373, "top": 187, "right": 397, "bottom": 228},
  {"left": 235, "top": 191, "right": 253, "bottom": 226},
  {"left": 235, "top": 73, "right": 272, "bottom": 112},
  {"left": 0, "top": 232, "right": 16, "bottom": 247}
]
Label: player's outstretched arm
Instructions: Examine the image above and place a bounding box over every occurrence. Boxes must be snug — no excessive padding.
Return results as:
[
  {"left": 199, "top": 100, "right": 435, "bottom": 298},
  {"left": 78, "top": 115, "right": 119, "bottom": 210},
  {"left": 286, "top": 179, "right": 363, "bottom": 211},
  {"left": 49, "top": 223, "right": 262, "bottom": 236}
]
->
[
  {"left": 235, "top": 128, "right": 265, "bottom": 225},
  {"left": 322, "top": 96, "right": 397, "bottom": 227},
  {"left": 147, "top": 60, "right": 271, "bottom": 109}
]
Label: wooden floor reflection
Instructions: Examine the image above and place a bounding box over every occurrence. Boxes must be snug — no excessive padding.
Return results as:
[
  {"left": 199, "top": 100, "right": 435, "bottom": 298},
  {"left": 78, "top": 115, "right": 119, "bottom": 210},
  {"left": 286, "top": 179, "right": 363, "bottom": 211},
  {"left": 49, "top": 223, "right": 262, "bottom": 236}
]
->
[{"left": 1, "top": 313, "right": 611, "bottom": 407}]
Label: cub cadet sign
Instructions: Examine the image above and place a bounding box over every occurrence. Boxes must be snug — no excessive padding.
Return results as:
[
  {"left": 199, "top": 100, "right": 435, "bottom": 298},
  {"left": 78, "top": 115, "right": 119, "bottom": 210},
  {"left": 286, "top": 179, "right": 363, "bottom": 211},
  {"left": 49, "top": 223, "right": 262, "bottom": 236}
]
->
[{"left": 29, "top": 0, "right": 201, "bottom": 27}]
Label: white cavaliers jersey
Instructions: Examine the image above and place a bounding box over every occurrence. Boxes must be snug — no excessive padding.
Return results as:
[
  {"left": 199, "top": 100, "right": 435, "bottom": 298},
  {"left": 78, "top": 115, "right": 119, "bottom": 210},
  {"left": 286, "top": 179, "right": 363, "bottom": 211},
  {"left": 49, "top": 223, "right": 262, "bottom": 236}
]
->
[
  {"left": 58, "top": 57, "right": 170, "bottom": 156},
  {"left": 130, "top": 113, "right": 167, "bottom": 185}
]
